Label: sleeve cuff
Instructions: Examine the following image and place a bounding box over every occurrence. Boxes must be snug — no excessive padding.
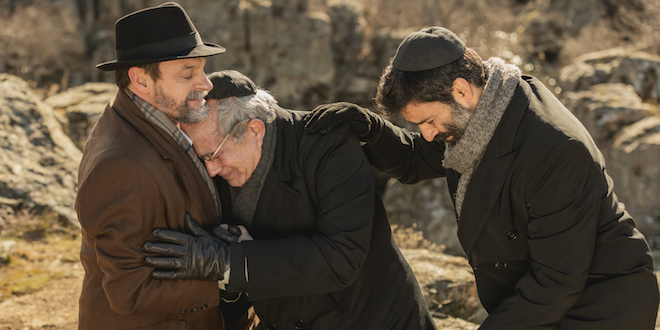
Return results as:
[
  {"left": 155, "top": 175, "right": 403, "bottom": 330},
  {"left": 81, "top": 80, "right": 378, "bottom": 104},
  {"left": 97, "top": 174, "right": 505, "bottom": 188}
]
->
[
  {"left": 227, "top": 242, "right": 248, "bottom": 292},
  {"left": 218, "top": 268, "right": 231, "bottom": 290}
]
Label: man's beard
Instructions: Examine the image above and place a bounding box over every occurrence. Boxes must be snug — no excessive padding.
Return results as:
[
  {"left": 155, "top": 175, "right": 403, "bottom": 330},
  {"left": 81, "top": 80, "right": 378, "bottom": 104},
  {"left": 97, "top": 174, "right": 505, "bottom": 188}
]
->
[
  {"left": 154, "top": 84, "right": 209, "bottom": 124},
  {"left": 434, "top": 101, "right": 472, "bottom": 148}
]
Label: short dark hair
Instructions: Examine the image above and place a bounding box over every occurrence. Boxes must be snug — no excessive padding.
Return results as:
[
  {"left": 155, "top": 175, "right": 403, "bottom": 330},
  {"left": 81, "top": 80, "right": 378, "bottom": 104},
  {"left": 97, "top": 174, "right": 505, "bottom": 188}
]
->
[
  {"left": 375, "top": 48, "right": 486, "bottom": 118},
  {"left": 114, "top": 62, "right": 162, "bottom": 90}
]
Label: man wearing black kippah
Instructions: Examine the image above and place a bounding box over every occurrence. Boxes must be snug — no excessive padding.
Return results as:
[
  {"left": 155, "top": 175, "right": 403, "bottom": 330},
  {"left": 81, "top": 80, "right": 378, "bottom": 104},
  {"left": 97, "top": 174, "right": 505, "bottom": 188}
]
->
[
  {"left": 305, "top": 27, "right": 659, "bottom": 329},
  {"left": 142, "top": 70, "right": 437, "bottom": 329}
]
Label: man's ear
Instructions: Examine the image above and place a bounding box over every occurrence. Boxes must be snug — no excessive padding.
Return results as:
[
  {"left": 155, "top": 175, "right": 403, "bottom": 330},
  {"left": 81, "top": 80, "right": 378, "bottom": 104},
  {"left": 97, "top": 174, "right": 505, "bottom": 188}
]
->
[
  {"left": 246, "top": 119, "right": 266, "bottom": 147},
  {"left": 128, "top": 67, "right": 150, "bottom": 93},
  {"left": 451, "top": 78, "right": 474, "bottom": 108}
]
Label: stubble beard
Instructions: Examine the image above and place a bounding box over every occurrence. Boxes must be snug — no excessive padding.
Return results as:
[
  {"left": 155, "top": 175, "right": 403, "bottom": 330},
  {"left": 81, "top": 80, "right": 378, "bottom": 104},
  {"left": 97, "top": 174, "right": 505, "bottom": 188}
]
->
[
  {"left": 154, "top": 84, "right": 209, "bottom": 124},
  {"left": 434, "top": 101, "right": 473, "bottom": 148}
]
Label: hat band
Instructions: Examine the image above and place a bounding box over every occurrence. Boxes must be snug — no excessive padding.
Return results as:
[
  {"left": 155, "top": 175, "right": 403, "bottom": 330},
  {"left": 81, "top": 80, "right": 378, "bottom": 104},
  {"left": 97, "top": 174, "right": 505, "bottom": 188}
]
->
[{"left": 116, "top": 32, "right": 203, "bottom": 62}]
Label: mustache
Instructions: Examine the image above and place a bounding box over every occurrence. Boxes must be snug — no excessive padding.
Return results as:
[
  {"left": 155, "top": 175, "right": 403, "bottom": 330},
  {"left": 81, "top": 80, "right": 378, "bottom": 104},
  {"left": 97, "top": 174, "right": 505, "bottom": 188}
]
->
[
  {"left": 187, "top": 90, "right": 208, "bottom": 100},
  {"left": 434, "top": 131, "right": 453, "bottom": 143}
]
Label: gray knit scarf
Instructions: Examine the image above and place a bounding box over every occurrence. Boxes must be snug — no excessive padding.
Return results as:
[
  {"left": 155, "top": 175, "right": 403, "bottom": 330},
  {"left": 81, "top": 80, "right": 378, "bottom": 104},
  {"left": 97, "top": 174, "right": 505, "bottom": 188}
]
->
[
  {"left": 229, "top": 120, "right": 277, "bottom": 227},
  {"left": 442, "top": 57, "right": 521, "bottom": 218}
]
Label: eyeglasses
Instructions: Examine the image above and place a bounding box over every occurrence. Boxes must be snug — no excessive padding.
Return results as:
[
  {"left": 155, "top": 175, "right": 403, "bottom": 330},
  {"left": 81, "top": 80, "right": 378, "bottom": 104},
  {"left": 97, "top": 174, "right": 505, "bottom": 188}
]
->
[
  {"left": 201, "top": 133, "right": 230, "bottom": 163},
  {"left": 200, "top": 120, "right": 247, "bottom": 163}
]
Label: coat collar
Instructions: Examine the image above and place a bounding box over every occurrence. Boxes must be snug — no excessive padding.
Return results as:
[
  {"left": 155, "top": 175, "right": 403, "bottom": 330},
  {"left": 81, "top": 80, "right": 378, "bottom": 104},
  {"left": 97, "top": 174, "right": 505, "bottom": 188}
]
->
[
  {"left": 269, "top": 106, "right": 306, "bottom": 183},
  {"left": 111, "top": 89, "right": 220, "bottom": 222}
]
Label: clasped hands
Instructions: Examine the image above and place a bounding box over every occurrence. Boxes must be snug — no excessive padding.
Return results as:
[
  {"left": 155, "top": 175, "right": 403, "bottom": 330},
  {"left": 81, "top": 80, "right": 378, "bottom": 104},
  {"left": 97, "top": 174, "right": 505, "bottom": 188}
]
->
[{"left": 143, "top": 213, "right": 251, "bottom": 281}]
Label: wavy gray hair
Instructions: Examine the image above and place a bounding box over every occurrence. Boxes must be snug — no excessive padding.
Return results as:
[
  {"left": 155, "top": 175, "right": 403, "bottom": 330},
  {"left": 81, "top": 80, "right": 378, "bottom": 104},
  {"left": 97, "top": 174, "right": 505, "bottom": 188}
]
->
[{"left": 211, "top": 89, "right": 278, "bottom": 143}]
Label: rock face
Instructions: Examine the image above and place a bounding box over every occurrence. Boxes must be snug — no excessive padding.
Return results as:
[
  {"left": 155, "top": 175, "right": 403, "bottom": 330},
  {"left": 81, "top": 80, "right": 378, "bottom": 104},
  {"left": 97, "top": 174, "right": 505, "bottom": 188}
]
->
[
  {"left": 44, "top": 82, "right": 117, "bottom": 151},
  {"left": 0, "top": 74, "right": 81, "bottom": 227},
  {"left": 560, "top": 50, "right": 660, "bottom": 238},
  {"left": 402, "top": 248, "right": 486, "bottom": 326},
  {"left": 384, "top": 178, "right": 462, "bottom": 255},
  {"left": 560, "top": 48, "right": 660, "bottom": 103},
  {"left": 188, "top": 0, "right": 335, "bottom": 108}
]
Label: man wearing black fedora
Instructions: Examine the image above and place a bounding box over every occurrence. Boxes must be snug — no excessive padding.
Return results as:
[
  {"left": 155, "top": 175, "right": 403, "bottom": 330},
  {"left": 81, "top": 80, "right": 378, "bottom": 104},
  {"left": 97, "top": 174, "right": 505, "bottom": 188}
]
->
[
  {"left": 76, "top": 2, "right": 255, "bottom": 329},
  {"left": 306, "top": 27, "right": 659, "bottom": 329}
]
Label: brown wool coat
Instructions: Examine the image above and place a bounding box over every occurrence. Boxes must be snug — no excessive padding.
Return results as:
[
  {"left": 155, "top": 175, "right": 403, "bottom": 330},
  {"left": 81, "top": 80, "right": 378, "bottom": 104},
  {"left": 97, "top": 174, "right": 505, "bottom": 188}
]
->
[{"left": 76, "top": 89, "right": 224, "bottom": 329}]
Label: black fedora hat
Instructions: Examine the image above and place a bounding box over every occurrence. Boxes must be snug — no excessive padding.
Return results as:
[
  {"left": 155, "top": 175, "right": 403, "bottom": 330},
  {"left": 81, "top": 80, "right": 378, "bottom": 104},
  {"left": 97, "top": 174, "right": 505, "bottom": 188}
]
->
[{"left": 96, "top": 2, "right": 225, "bottom": 71}]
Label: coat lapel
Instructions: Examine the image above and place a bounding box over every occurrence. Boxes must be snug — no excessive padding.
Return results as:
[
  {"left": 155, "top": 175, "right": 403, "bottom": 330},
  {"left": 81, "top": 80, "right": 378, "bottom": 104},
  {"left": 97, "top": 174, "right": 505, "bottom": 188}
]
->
[
  {"left": 252, "top": 110, "right": 303, "bottom": 232},
  {"left": 457, "top": 82, "right": 529, "bottom": 260},
  {"left": 112, "top": 90, "right": 219, "bottom": 225}
]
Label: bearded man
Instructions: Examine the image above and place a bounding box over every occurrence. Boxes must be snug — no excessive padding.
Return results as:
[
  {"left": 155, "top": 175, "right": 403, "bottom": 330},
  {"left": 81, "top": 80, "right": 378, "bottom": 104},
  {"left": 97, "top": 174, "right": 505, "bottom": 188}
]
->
[
  {"left": 306, "top": 27, "right": 659, "bottom": 329},
  {"left": 75, "top": 3, "right": 256, "bottom": 329}
]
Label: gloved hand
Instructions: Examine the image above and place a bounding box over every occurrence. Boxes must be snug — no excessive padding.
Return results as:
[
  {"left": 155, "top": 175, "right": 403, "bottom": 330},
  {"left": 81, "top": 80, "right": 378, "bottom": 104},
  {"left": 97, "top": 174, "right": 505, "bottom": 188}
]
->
[
  {"left": 213, "top": 223, "right": 252, "bottom": 243},
  {"left": 305, "top": 102, "right": 384, "bottom": 143},
  {"left": 143, "top": 213, "right": 230, "bottom": 281}
]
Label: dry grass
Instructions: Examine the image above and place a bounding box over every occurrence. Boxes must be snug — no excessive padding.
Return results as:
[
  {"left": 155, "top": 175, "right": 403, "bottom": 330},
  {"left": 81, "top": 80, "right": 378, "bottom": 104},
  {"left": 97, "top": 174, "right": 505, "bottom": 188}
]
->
[{"left": 0, "top": 212, "right": 81, "bottom": 303}]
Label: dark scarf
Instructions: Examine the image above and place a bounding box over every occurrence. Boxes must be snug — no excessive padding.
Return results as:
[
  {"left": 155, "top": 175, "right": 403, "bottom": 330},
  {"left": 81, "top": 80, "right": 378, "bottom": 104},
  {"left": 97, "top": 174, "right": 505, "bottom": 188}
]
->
[
  {"left": 229, "top": 119, "right": 277, "bottom": 227},
  {"left": 442, "top": 58, "right": 521, "bottom": 217}
]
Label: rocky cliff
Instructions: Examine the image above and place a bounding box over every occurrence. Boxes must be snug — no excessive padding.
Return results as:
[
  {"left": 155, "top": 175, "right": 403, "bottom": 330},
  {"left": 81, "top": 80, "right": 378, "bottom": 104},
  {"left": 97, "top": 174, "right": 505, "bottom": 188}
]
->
[
  {"left": 1, "top": 0, "right": 660, "bottom": 328},
  {"left": 0, "top": 74, "right": 81, "bottom": 228}
]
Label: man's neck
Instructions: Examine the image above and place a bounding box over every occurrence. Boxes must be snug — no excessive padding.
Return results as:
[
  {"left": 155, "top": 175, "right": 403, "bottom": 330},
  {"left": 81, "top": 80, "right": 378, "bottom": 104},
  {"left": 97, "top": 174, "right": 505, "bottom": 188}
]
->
[{"left": 127, "top": 85, "right": 159, "bottom": 112}]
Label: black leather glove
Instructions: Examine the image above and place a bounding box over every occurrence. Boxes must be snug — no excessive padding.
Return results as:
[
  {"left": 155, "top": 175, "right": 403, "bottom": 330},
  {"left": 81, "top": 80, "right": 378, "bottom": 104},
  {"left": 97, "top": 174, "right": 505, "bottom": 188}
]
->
[
  {"left": 143, "top": 213, "right": 230, "bottom": 281},
  {"left": 305, "top": 102, "right": 384, "bottom": 143},
  {"left": 212, "top": 224, "right": 243, "bottom": 243}
]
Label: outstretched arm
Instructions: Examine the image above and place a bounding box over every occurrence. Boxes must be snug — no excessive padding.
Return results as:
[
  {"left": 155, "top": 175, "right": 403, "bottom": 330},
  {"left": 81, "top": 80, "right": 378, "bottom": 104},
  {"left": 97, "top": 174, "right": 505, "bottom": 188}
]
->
[{"left": 305, "top": 102, "right": 447, "bottom": 183}]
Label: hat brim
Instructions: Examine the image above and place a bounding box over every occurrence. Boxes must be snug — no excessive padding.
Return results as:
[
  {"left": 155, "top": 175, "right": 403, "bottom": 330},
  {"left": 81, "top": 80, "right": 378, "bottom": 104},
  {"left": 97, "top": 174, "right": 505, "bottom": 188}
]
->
[{"left": 96, "top": 42, "right": 226, "bottom": 71}]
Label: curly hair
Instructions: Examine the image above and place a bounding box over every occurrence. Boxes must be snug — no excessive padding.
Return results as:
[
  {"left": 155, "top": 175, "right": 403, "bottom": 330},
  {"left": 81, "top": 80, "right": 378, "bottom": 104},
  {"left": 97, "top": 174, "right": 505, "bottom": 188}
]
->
[{"left": 375, "top": 48, "right": 486, "bottom": 119}]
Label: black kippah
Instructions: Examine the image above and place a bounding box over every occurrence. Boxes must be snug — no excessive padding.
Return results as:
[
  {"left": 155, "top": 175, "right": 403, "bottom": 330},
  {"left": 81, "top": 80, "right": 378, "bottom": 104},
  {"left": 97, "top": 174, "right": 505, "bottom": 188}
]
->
[
  {"left": 391, "top": 27, "right": 466, "bottom": 72},
  {"left": 206, "top": 70, "right": 257, "bottom": 100}
]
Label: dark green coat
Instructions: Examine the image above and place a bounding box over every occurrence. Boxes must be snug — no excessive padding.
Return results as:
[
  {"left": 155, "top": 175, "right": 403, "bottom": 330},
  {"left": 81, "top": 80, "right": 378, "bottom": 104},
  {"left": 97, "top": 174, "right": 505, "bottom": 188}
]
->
[
  {"left": 216, "top": 107, "right": 435, "bottom": 330},
  {"left": 364, "top": 76, "right": 659, "bottom": 329}
]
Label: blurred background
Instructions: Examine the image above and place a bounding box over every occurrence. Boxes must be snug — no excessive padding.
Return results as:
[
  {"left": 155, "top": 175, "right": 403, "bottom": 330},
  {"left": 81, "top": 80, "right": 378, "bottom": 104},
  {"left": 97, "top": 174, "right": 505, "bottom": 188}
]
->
[{"left": 0, "top": 0, "right": 659, "bottom": 328}]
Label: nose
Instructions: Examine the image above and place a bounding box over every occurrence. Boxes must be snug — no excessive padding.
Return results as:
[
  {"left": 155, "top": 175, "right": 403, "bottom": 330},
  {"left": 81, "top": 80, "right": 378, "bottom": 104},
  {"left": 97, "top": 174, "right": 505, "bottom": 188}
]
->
[
  {"left": 197, "top": 74, "right": 213, "bottom": 92},
  {"left": 419, "top": 125, "right": 438, "bottom": 142},
  {"left": 204, "top": 160, "right": 221, "bottom": 177}
]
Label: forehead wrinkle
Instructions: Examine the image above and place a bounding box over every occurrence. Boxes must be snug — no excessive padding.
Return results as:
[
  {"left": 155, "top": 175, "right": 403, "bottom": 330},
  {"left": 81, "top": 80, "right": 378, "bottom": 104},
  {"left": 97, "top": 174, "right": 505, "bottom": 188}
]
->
[
  {"left": 402, "top": 108, "right": 432, "bottom": 126},
  {"left": 177, "top": 58, "right": 205, "bottom": 71},
  {"left": 194, "top": 123, "right": 224, "bottom": 158}
]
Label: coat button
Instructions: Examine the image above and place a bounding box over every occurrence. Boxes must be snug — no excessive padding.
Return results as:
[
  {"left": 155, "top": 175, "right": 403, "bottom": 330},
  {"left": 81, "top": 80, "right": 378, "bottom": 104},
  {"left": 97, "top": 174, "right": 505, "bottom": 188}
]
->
[
  {"left": 179, "top": 309, "right": 187, "bottom": 314},
  {"left": 200, "top": 304, "right": 208, "bottom": 310},
  {"left": 495, "top": 261, "right": 507, "bottom": 270},
  {"left": 507, "top": 230, "right": 518, "bottom": 240},
  {"left": 191, "top": 307, "right": 198, "bottom": 312},
  {"left": 294, "top": 319, "right": 305, "bottom": 329}
]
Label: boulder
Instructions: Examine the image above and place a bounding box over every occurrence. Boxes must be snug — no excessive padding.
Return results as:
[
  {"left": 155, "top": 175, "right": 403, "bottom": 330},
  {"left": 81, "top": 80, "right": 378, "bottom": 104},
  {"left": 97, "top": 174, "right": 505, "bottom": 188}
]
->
[
  {"left": 191, "top": 0, "right": 335, "bottom": 109},
  {"left": 384, "top": 178, "right": 463, "bottom": 256},
  {"left": 559, "top": 48, "right": 660, "bottom": 102},
  {"left": 402, "top": 248, "right": 486, "bottom": 326},
  {"left": 44, "top": 82, "right": 117, "bottom": 151},
  {"left": 0, "top": 240, "right": 16, "bottom": 264},
  {"left": 562, "top": 83, "right": 654, "bottom": 143},
  {"left": 0, "top": 74, "right": 81, "bottom": 227},
  {"left": 560, "top": 51, "right": 660, "bottom": 239},
  {"left": 610, "top": 116, "right": 660, "bottom": 235}
]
